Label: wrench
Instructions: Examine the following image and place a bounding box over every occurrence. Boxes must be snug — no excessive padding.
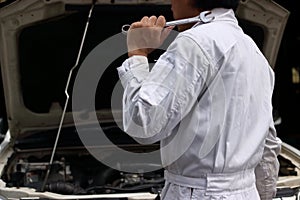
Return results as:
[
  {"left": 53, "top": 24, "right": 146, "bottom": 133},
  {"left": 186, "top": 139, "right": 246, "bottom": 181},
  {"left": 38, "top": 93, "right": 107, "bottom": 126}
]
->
[{"left": 121, "top": 10, "right": 215, "bottom": 35}]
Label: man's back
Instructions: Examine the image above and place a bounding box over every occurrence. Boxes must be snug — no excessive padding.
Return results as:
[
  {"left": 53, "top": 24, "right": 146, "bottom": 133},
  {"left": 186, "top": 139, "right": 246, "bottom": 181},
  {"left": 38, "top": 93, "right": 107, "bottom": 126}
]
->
[{"left": 118, "top": 6, "right": 280, "bottom": 200}]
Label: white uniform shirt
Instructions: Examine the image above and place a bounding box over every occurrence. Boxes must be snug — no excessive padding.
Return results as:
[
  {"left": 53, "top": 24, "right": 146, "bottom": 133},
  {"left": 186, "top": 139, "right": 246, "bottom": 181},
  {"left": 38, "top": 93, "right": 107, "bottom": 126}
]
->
[{"left": 118, "top": 8, "right": 281, "bottom": 200}]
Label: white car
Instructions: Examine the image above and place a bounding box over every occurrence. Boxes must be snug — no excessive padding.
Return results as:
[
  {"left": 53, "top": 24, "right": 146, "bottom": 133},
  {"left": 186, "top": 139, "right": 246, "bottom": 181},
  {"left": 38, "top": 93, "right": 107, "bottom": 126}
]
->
[{"left": 0, "top": 0, "right": 299, "bottom": 199}]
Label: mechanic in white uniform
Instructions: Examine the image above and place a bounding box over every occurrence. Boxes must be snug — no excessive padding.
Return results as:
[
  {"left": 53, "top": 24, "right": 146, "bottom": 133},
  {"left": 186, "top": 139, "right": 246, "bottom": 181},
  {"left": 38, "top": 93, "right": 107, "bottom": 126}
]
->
[{"left": 117, "top": 0, "right": 281, "bottom": 199}]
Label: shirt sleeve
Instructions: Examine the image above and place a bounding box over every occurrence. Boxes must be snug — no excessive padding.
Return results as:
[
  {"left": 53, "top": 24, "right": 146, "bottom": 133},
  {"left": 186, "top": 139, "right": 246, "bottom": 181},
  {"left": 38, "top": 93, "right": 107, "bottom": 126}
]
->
[
  {"left": 255, "top": 121, "right": 281, "bottom": 200},
  {"left": 117, "top": 35, "right": 213, "bottom": 144}
]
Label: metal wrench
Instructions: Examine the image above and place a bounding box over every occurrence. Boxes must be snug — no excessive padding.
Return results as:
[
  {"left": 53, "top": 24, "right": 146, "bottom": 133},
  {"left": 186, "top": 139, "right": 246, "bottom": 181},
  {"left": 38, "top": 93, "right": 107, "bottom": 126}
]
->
[{"left": 121, "top": 10, "right": 214, "bottom": 35}]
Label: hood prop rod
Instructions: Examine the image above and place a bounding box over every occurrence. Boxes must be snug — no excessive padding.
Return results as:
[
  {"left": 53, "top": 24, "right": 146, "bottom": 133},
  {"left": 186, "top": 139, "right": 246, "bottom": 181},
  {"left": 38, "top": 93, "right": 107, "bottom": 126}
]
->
[{"left": 41, "top": 0, "right": 96, "bottom": 192}]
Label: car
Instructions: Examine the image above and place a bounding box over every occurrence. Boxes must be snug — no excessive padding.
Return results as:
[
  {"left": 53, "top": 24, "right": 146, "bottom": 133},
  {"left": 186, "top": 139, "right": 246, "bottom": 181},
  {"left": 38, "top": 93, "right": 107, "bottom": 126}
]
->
[{"left": 0, "top": 0, "right": 299, "bottom": 199}]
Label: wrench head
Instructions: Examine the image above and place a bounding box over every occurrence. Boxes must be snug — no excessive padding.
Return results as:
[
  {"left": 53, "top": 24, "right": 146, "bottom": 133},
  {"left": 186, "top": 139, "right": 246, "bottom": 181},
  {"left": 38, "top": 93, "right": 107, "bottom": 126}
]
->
[{"left": 200, "top": 10, "right": 215, "bottom": 23}]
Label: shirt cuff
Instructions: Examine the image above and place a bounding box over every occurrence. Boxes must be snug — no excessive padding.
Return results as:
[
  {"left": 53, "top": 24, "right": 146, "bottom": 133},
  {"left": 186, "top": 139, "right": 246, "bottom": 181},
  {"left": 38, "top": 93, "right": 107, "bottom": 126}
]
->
[{"left": 117, "top": 56, "right": 149, "bottom": 86}]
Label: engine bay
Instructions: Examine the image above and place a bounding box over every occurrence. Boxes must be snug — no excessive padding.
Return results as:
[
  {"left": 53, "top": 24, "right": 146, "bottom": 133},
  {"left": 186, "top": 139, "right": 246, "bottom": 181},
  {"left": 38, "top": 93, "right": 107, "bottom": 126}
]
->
[
  {"left": 0, "top": 140, "right": 298, "bottom": 196},
  {"left": 2, "top": 148, "right": 164, "bottom": 195}
]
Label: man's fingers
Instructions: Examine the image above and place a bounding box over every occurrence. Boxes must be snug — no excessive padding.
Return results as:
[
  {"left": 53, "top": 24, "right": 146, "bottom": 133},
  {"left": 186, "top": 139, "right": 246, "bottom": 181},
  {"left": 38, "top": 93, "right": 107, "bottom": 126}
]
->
[
  {"left": 141, "top": 16, "right": 149, "bottom": 24},
  {"left": 130, "top": 22, "right": 143, "bottom": 29},
  {"left": 149, "top": 15, "right": 157, "bottom": 26},
  {"left": 156, "top": 15, "right": 166, "bottom": 27},
  {"left": 132, "top": 15, "right": 166, "bottom": 29}
]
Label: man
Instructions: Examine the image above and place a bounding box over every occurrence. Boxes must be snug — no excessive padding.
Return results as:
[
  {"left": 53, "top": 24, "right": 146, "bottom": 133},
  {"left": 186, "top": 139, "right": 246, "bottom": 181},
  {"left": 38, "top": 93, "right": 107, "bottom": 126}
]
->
[{"left": 117, "top": 0, "right": 281, "bottom": 199}]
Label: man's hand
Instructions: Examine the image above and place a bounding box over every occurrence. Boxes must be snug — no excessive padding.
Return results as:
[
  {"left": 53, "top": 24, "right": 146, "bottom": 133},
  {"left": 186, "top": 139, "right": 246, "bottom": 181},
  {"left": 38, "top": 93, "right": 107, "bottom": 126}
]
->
[{"left": 127, "top": 15, "right": 173, "bottom": 57}]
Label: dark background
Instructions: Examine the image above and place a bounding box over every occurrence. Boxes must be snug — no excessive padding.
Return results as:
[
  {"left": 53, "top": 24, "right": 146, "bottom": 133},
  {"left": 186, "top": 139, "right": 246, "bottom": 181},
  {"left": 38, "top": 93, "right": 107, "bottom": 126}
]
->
[{"left": 272, "top": 0, "right": 300, "bottom": 148}]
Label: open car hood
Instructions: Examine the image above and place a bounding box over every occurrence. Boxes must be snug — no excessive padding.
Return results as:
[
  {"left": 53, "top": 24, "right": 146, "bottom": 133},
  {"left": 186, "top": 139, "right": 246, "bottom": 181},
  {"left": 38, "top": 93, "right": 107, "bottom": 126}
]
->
[{"left": 0, "top": 0, "right": 289, "bottom": 140}]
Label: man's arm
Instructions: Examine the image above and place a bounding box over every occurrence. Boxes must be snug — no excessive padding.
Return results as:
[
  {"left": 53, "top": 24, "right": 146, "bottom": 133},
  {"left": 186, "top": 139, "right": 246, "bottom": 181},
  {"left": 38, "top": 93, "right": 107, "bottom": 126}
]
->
[
  {"left": 255, "top": 121, "right": 281, "bottom": 200},
  {"left": 117, "top": 35, "right": 212, "bottom": 144}
]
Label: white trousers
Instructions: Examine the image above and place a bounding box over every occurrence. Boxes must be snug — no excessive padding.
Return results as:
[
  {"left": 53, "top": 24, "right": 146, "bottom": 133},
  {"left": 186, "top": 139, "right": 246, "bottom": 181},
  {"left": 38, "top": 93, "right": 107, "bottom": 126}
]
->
[{"left": 161, "top": 169, "right": 260, "bottom": 200}]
